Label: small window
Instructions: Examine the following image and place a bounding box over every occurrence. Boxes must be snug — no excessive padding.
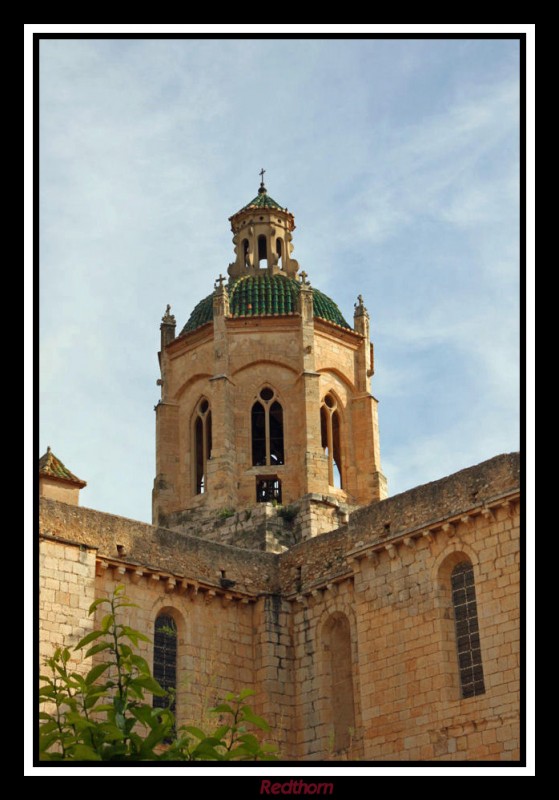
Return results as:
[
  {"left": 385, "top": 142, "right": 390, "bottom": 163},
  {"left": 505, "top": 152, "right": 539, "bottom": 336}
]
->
[
  {"left": 258, "top": 234, "right": 267, "bottom": 266},
  {"left": 153, "top": 614, "right": 177, "bottom": 715},
  {"left": 320, "top": 393, "right": 343, "bottom": 488},
  {"left": 451, "top": 561, "right": 486, "bottom": 698},
  {"left": 276, "top": 237, "right": 283, "bottom": 268},
  {"left": 194, "top": 398, "right": 212, "bottom": 495},
  {"left": 256, "top": 476, "right": 282, "bottom": 504},
  {"left": 251, "top": 387, "right": 284, "bottom": 466}
]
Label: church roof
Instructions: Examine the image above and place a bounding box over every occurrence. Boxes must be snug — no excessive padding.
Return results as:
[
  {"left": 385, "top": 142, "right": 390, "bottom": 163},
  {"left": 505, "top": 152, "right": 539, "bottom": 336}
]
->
[
  {"left": 238, "top": 191, "right": 286, "bottom": 212},
  {"left": 180, "top": 274, "right": 352, "bottom": 335},
  {"left": 39, "top": 447, "right": 86, "bottom": 488}
]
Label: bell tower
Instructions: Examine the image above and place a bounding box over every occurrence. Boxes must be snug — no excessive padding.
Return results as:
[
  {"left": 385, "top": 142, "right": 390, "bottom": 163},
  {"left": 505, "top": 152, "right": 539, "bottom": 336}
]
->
[
  {"left": 152, "top": 177, "right": 387, "bottom": 541},
  {"left": 227, "top": 169, "right": 299, "bottom": 279}
]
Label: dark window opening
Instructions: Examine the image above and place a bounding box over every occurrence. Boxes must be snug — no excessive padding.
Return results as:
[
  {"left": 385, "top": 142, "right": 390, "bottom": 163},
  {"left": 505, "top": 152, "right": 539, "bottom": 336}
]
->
[
  {"left": 256, "top": 477, "right": 282, "bottom": 504},
  {"left": 321, "top": 394, "right": 343, "bottom": 488},
  {"left": 276, "top": 237, "right": 283, "bottom": 268},
  {"left": 242, "top": 238, "right": 249, "bottom": 266},
  {"left": 251, "top": 401, "right": 266, "bottom": 466},
  {"left": 258, "top": 234, "right": 267, "bottom": 266},
  {"left": 332, "top": 410, "right": 342, "bottom": 489},
  {"left": 195, "top": 416, "right": 205, "bottom": 494},
  {"left": 194, "top": 399, "right": 211, "bottom": 495},
  {"left": 451, "top": 561, "right": 485, "bottom": 699},
  {"left": 251, "top": 388, "right": 284, "bottom": 467},
  {"left": 269, "top": 401, "right": 284, "bottom": 465},
  {"left": 320, "top": 405, "right": 329, "bottom": 452},
  {"left": 153, "top": 614, "right": 177, "bottom": 716}
]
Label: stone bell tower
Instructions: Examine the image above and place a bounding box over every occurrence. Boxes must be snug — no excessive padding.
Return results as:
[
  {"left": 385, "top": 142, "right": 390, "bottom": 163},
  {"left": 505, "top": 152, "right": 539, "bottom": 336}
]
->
[{"left": 152, "top": 176, "right": 387, "bottom": 541}]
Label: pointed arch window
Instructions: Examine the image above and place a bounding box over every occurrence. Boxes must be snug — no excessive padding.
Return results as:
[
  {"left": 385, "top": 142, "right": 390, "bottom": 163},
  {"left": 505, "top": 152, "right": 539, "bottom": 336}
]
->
[
  {"left": 252, "top": 387, "right": 284, "bottom": 466},
  {"left": 451, "top": 561, "right": 486, "bottom": 698},
  {"left": 320, "top": 393, "right": 343, "bottom": 488},
  {"left": 257, "top": 234, "right": 267, "bottom": 266},
  {"left": 153, "top": 613, "right": 177, "bottom": 715},
  {"left": 194, "top": 398, "right": 212, "bottom": 494}
]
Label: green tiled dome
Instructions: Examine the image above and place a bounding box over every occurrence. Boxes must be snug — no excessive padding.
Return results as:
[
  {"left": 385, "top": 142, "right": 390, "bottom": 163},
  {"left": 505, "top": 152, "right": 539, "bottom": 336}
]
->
[
  {"left": 239, "top": 192, "right": 286, "bottom": 211},
  {"left": 180, "top": 275, "right": 351, "bottom": 335}
]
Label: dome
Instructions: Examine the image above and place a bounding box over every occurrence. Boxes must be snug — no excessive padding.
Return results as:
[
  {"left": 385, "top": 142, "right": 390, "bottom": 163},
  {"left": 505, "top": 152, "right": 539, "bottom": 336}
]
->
[{"left": 180, "top": 274, "right": 351, "bottom": 335}]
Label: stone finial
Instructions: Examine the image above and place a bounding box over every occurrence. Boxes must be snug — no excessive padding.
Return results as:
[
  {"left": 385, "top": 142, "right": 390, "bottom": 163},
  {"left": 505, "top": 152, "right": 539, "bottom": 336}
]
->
[
  {"left": 354, "top": 293, "right": 369, "bottom": 320},
  {"left": 214, "top": 274, "right": 227, "bottom": 291},
  {"left": 258, "top": 167, "right": 267, "bottom": 194},
  {"left": 300, "top": 270, "right": 310, "bottom": 286},
  {"left": 162, "top": 304, "right": 176, "bottom": 325}
]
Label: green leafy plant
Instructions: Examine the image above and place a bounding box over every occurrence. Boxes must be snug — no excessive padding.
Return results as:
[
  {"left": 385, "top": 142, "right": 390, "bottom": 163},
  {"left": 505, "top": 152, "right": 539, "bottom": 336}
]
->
[
  {"left": 39, "top": 586, "right": 277, "bottom": 761},
  {"left": 217, "top": 508, "right": 235, "bottom": 520}
]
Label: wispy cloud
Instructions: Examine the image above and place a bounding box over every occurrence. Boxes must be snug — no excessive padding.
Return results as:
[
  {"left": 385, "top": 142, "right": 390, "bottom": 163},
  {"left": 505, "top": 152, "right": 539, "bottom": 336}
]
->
[{"left": 39, "top": 39, "right": 520, "bottom": 518}]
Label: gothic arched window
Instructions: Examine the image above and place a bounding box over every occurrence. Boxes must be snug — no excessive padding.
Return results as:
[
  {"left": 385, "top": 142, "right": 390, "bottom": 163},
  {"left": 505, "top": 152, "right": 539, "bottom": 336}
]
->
[
  {"left": 257, "top": 234, "right": 267, "bottom": 266},
  {"left": 194, "top": 398, "right": 212, "bottom": 495},
  {"left": 451, "top": 560, "right": 486, "bottom": 698},
  {"left": 320, "top": 393, "right": 343, "bottom": 488},
  {"left": 251, "top": 387, "right": 284, "bottom": 467},
  {"left": 153, "top": 613, "right": 177, "bottom": 714}
]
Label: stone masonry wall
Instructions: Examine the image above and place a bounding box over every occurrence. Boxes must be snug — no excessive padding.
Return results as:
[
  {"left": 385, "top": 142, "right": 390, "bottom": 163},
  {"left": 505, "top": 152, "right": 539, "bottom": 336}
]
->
[
  {"left": 39, "top": 453, "right": 521, "bottom": 761},
  {"left": 39, "top": 537, "right": 97, "bottom": 673}
]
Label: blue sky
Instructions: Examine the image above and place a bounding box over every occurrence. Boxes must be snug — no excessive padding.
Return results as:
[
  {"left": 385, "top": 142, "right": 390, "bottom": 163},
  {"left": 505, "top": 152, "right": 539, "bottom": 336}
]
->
[{"left": 39, "top": 38, "right": 520, "bottom": 523}]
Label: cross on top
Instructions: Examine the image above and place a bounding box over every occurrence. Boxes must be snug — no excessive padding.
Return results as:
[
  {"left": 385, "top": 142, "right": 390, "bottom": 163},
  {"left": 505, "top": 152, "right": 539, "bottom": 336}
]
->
[
  {"left": 215, "top": 273, "right": 226, "bottom": 289},
  {"left": 259, "top": 167, "right": 266, "bottom": 183},
  {"left": 300, "top": 270, "right": 310, "bottom": 285}
]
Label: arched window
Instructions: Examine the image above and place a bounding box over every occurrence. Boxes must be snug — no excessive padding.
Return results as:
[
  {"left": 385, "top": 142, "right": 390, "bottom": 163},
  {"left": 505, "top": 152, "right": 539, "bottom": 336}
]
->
[
  {"left": 257, "top": 234, "right": 267, "bottom": 266},
  {"left": 320, "top": 393, "right": 343, "bottom": 488},
  {"left": 242, "top": 238, "right": 249, "bottom": 266},
  {"left": 251, "top": 387, "right": 284, "bottom": 466},
  {"left": 322, "top": 613, "right": 356, "bottom": 753},
  {"left": 194, "top": 398, "right": 212, "bottom": 495},
  {"left": 451, "top": 561, "right": 485, "bottom": 698},
  {"left": 153, "top": 613, "right": 177, "bottom": 714},
  {"left": 276, "top": 237, "right": 283, "bottom": 268}
]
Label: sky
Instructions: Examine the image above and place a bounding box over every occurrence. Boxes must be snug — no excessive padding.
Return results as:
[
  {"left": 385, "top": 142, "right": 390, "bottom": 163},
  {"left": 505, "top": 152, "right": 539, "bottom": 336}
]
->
[{"left": 39, "top": 37, "right": 521, "bottom": 523}]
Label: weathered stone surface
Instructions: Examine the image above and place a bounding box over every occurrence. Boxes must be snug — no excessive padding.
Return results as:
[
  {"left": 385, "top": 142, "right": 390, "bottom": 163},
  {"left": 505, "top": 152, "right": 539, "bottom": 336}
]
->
[{"left": 39, "top": 453, "right": 521, "bottom": 761}]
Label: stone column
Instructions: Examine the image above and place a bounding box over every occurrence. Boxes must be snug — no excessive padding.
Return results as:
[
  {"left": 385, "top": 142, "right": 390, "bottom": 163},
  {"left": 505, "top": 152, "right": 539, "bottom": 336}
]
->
[
  {"left": 206, "top": 276, "right": 237, "bottom": 506},
  {"left": 153, "top": 306, "right": 179, "bottom": 525},
  {"left": 352, "top": 296, "right": 387, "bottom": 503},
  {"left": 298, "top": 274, "right": 329, "bottom": 496}
]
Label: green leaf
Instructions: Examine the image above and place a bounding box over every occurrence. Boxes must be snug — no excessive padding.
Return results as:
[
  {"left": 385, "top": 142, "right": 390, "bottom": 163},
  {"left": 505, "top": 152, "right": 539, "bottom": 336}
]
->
[
  {"left": 85, "top": 663, "right": 110, "bottom": 685},
  {"left": 100, "top": 614, "right": 114, "bottom": 633},
  {"left": 236, "top": 688, "right": 255, "bottom": 701},
  {"left": 133, "top": 676, "right": 166, "bottom": 696},
  {"left": 39, "top": 732, "right": 60, "bottom": 753},
  {"left": 74, "top": 630, "right": 104, "bottom": 651},
  {"left": 88, "top": 597, "right": 111, "bottom": 615},
  {"left": 130, "top": 654, "right": 150, "bottom": 674},
  {"left": 121, "top": 626, "right": 150, "bottom": 643},
  {"left": 241, "top": 707, "right": 271, "bottom": 731},
  {"left": 183, "top": 725, "right": 208, "bottom": 741},
  {"left": 237, "top": 733, "right": 261, "bottom": 753},
  {"left": 84, "top": 641, "right": 112, "bottom": 659},
  {"left": 69, "top": 744, "right": 102, "bottom": 761},
  {"left": 211, "top": 703, "right": 235, "bottom": 715}
]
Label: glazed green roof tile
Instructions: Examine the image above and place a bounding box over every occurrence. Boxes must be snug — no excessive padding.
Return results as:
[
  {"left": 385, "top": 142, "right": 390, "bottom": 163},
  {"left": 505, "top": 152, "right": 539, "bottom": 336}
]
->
[
  {"left": 39, "top": 447, "right": 87, "bottom": 487},
  {"left": 239, "top": 192, "right": 286, "bottom": 211},
  {"left": 179, "top": 274, "right": 352, "bottom": 336},
  {"left": 181, "top": 293, "right": 215, "bottom": 333}
]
